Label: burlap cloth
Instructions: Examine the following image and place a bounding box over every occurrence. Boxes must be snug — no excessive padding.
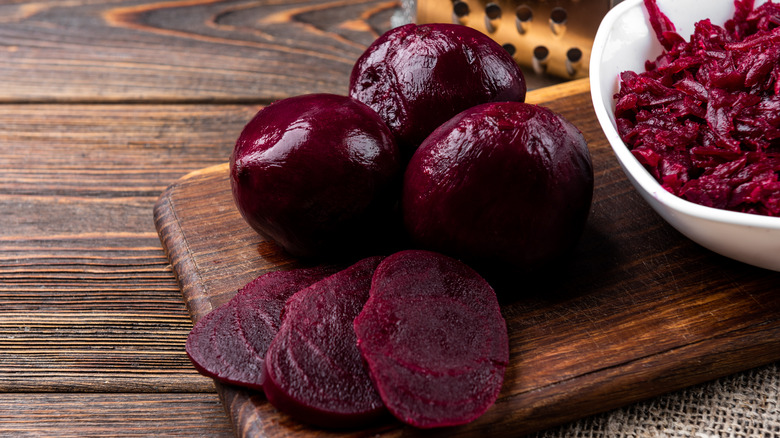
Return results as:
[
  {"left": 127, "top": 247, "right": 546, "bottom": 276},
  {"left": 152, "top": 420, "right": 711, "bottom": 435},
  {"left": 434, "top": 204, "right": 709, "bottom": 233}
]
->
[{"left": 530, "top": 362, "right": 780, "bottom": 438}]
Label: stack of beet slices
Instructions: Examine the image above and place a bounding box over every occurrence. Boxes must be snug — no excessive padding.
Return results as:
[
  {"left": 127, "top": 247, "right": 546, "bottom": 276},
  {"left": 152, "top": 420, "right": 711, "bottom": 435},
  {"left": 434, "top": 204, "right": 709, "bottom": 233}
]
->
[
  {"left": 185, "top": 250, "right": 509, "bottom": 430},
  {"left": 262, "top": 256, "right": 387, "bottom": 429},
  {"left": 354, "top": 251, "right": 509, "bottom": 428},
  {"left": 185, "top": 265, "right": 338, "bottom": 391}
]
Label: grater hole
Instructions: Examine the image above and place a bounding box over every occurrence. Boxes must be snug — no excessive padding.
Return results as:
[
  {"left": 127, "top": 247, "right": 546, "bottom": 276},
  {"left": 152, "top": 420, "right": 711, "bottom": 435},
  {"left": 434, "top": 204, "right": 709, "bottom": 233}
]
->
[
  {"left": 532, "top": 46, "right": 549, "bottom": 74},
  {"left": 502, "top": 43, "right": 516, "bottom": 56},
  {"left": 567, "top": 48, "right": 583, "bottom": 63},
  {"left": 485, "top": 3, "right": 502, "bottom": 20},
  {"left": 550, "top": 7, "right": 567, "bottom": 24},
  {"left": 533, "top": 46, "right": 549, "bottom": 61},
  {"left": 515, "top": 5, "right": 533, "bottom": 22},
  {"left": 453, "top": 1, "right": 470, "bottom": 18},
  {"left": 566, "top": 47, "right": 583, "bottom": 76}
]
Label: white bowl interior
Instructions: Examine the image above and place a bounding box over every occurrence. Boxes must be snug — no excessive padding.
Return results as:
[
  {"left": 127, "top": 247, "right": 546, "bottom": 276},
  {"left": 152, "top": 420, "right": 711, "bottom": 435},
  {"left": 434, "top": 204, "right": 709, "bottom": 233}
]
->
[{"left": 589, "top": 0, "right": 780, "bottom": 271}]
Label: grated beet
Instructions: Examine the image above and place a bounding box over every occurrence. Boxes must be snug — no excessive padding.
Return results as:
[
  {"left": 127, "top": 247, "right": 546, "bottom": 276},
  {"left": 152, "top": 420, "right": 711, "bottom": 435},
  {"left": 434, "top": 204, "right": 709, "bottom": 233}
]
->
[
  {"left": 353, "top": 250, "right": 508, "bottom": 429},
  {"left": 262, "top": 256, "right": 387, "bottom": 429},
  {"left": 185, "top": 266, "right": 336, "bottom": 390},
  {"left": 615, "top": 0, "right": 780, "bottom": 216}
]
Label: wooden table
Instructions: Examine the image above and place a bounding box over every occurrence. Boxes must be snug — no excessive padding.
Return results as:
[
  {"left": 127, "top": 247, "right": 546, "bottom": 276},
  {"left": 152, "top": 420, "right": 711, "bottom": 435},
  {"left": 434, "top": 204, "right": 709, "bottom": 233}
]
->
[
  {"left": 0, "top": 1, "right": 398, "bottom": 435},
  {"left": 1, "top": 1, "right": 778, "bottom": 437}
]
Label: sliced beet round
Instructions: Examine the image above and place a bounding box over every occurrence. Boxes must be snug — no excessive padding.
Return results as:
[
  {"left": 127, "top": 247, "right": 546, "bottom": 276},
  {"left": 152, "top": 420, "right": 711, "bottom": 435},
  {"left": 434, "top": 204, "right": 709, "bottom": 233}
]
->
[
  {"left": 184, "top": 302, "right": 233, "bottom": 383},
  {"left": 211, "top": 299, "right": 265, "bottom": 388},
  {"left": 354, "top": 250, "right": 508, "bottom": 429},
  {"left": 231, "top": 265, "right": 339, "bottom": 384},
  {"left": 185, "top": 266, "right": 336, "bottom": 390},
  {"left": 262, "top": 256, "right": 387, "bottom": 429}
]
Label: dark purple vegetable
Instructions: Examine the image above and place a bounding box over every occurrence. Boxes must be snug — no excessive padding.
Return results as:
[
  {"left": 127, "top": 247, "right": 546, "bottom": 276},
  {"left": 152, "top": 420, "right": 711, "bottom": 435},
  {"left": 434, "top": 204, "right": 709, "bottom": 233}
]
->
[
  {"left": 185, "top": 266, "right": 336, "bottom": 390},
  {"left": 232, "top": 266, "right": 338, "bottom": 376},
  {"left": 211, "top": 299, "right": 266, "bottom": 389},
  {"left": 354, "top": 250, "right": 508, "bottom": 429},
  {"left": 185, "top": 302, "right": 234, "bottom": 384},
  {"left": 230, "top": 93, "right": 401, "bottom": 258},
  {"left": 402, "top": 101, "right": 593, "bottom": 271},
  {"left": 349, "top": 23, "right": 526, "bottom": 155},
  {"left": 262, "top": 257, "right": 386, "bottom": 429},
  {"left": 615, "top": 0, "right": 780, "bottom": 217}
]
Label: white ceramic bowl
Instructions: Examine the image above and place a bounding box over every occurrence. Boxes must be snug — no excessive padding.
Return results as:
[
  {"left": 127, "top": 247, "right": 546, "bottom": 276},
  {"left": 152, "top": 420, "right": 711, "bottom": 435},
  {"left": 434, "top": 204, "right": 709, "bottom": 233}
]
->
[{"left": 589, "top": 0, "right": 780, "bottom": 272}]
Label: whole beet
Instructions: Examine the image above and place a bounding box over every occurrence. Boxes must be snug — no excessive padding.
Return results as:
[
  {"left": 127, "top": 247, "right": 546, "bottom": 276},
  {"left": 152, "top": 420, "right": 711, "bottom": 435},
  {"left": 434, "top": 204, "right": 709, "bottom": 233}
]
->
[
  {"left": 230, "top": 94, "right": 401, "bottom": 258},
  {"left": 402, "top": 101, "right": 594, "bottom": 271},
  {"left": 349, "top": 23, "right": 526, "bottom": 156}
]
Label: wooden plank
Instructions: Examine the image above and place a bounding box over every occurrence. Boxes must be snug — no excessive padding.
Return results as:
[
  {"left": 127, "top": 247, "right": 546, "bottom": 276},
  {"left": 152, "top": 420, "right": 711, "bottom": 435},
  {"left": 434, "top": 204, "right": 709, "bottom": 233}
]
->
[
  {"left": 0, "top": 393, "right": 234, "bottom": 437},
  {"left": 153, "top": 78, "right": 780, "bottom": 436},
  {"left": 0, "top": 0, "right": 396, "bottom": 102},
  {"left": 0, "top": 104, "right": 262, "bottom": 393},
  {"left": 0, "top": 104, "right": 259, "bottom": 199}
]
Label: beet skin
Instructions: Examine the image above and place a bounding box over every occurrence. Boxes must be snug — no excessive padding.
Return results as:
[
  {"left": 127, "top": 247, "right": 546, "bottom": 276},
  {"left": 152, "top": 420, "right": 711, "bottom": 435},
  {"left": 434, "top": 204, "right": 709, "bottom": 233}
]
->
[
  {"left": 262, "top": 257, "right": 387, "bottom": 429},
  {"left": 349, "top": 23, "right": 526, "bottom": 155},
  {"left": 403, "top": 101, "right": 594, "bottom": 271},
  {"left": 354, "top": 250, "right": 508, "bottom": 429},
  {"left": 230, "top": 94, "right": 401, "bottom": 258},
  {"left": 185, "top": 266, "right": 336, "bottom": 391}
]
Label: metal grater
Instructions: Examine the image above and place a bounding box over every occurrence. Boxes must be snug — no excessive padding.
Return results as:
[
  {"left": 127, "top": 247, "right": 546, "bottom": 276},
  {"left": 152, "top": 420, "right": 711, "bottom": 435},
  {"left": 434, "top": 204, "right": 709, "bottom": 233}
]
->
[{"left": 397, "top": 0, "right": 621, "bottom": 80}]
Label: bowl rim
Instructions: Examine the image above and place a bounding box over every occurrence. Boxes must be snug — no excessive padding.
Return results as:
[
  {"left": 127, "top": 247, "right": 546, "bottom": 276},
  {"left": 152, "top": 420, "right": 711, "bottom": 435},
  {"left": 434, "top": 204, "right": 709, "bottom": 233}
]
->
[{"left": 589, "top": 0, "right": 780, "bottom": 231}]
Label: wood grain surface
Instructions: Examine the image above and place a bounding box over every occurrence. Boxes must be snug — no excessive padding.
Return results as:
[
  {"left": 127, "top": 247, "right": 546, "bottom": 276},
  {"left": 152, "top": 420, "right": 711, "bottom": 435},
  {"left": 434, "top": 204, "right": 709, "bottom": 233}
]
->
[
  {"left": 0, "top": 103, "right": 259, "bottom": 434},
  {"left": 0, "top": 394, "right": 233, "bottom": 437},
  {"left": 2, "top": 0, "right": 778, "bottom": 435},
  {"left": 0, "top": 0, "right": 396, "bottom": 434},
  {"left": 0, "top": 0, "right": 397, "bottom": 102},
  {"left": 0, "top": 104, "right": 257, "bottom": 393},
  {"left": 153, "top": 79, "right": 780, "bottom": 436}
]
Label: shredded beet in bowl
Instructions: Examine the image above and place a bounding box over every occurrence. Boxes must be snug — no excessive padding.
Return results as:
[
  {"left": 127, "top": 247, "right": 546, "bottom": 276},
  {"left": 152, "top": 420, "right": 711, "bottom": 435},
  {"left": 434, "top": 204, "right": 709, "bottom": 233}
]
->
[{"left": 590, "top": 0, "right": 780, "bottom": 271}]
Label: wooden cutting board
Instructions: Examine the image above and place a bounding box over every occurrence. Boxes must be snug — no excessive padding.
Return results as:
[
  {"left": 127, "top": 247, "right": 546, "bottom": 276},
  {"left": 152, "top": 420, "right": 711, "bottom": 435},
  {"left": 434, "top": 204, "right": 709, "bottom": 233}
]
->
[{"left": 153, "top": 79, "right": 780, "bottom": 437}]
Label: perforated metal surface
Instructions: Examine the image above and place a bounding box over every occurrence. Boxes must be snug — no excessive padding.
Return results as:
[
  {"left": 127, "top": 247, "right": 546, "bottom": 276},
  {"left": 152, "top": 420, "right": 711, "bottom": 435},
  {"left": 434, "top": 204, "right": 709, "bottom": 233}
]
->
[{"left": 411, "top": 0, "right": 620, "bottom": 79}]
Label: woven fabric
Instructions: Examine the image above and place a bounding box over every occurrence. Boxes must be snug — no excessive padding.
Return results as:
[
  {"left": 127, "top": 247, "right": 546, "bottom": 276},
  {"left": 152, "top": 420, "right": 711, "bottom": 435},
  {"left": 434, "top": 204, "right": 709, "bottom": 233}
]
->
[{"left": 532, "top": 362, "right": 780, "bottom": 438}]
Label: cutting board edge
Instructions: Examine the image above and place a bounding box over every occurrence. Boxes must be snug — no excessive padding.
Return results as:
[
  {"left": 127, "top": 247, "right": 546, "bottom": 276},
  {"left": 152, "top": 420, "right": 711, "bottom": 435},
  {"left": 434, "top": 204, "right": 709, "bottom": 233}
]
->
[
  {"left": 154, "top": 172, "right": 221, "bottom": 321},
  {"left": 147, "top": 78, "right": 780, "bottom": 437}
]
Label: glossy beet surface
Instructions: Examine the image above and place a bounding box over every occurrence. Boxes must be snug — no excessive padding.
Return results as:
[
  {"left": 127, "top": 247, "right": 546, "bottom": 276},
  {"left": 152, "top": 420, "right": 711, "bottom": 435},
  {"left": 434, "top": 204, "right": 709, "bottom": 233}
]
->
[
  {"left": 184, "top": 266, "right": 336, "bottom": 390},
  {"left": 230, "top": 94, "right": 401, "bottom": 258},
  {"left": 349, "top": 23, "right": 526, "bottom": 155},
  {"left": 354, "top": 250, "right": 508, "bottom": 429},
  {"left": 403, "top": 102, "right": 594, "bottom": 271},
  {"left": 262, "top": 257, "right": 387, "bottom": 429}
]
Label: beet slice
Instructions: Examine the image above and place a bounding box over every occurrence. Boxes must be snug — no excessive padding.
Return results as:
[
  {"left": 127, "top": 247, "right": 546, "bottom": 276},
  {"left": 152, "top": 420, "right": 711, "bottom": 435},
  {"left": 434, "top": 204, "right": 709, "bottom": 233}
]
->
[
  {"left": 354, "top": 250, "right": 508, "bottom": 429},
  {"left": 262, "top": 256, "right": 387, "bottom": 429},
  {"left": 185, "top": 266, "right": 336, "bottom": 390},
  {"left": 184, "top": 303, "right": 233, "bottom": 382},
  {"left": 231, "top": 265, "right": 339, "bottom": 386}
]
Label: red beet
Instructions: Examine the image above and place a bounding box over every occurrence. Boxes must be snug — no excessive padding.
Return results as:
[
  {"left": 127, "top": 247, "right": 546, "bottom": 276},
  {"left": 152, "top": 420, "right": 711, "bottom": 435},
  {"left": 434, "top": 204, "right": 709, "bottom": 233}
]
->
[
  {"left": 185, "top": 266, "right": 336, "bottom": 390},
  {"left": 402, "top": 101, "right": 593, "bottom": 271},
  {"left": 615, "top": 0, "right": 780, "bottom": 217},
  {"left": 230, "top": 93, "right": 401, "bottom": 258},
  {"left": 262, "top": 256, "right": 386, "bottom": 429},
  {"left": 232, "top": 266, "right": 338, "bottom": 376},
  {"left": 353, "top": 250, "right": 508, "bottom": 429},
  {"left": 349, "top": 23, "right": 526, "bottom": 155},
  {"left": 185, "top": 303, "right": 234, "bottom": 383},
  {"left": 211, "top": 299, "right": 266, "bottom": 389}
]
